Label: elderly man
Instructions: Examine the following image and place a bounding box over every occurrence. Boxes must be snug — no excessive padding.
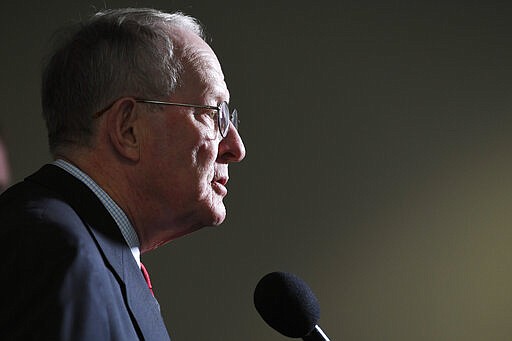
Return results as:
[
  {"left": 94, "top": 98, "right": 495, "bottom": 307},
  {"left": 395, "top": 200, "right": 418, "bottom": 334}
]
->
[{"left": 0, "top": 8, "right": 245, "bottom": 340}]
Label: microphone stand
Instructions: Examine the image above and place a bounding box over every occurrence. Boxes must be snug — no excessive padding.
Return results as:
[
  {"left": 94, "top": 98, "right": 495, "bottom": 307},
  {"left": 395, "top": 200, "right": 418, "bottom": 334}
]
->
[{"left": 302, "top": 325, "right": 330, "bottom": 341}]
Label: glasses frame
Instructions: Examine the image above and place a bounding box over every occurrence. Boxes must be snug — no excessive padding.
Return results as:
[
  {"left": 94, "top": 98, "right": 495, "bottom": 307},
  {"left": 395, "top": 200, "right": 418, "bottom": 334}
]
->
[{"left": 135, "top": 98, "right": 238, "bottom": 138}]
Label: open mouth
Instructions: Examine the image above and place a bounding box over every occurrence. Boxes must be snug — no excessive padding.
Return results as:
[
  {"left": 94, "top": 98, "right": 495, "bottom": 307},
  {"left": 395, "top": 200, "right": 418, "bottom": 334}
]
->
[{"left": 212, "top": 176, "right": 228, "bottom": 195}]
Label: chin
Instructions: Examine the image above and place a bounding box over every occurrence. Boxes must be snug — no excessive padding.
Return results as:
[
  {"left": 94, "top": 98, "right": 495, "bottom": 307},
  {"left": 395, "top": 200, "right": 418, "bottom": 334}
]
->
[
  {"left": 210, "top": 208, "right": 226, "bottom": 226},
  {"left": 207, "top": 201, "right": 227, "bottom": 226}
]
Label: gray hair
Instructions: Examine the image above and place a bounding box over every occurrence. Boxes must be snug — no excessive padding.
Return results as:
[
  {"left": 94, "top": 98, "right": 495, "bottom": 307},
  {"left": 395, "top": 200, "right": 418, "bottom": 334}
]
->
[{"left": 41, "top": 8, "right": 205, "bottom": 154}]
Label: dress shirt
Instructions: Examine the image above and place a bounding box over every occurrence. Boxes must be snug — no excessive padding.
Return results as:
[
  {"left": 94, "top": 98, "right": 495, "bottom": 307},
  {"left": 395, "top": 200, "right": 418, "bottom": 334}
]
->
[{"left": 52, "top": 159, "right": 141, "bottom": 267}]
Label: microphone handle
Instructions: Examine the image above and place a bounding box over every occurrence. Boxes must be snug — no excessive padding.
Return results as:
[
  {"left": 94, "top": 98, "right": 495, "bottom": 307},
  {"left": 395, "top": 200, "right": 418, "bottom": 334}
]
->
[{"left": 302, "top": 325, "right": 331, "bottom": 341}]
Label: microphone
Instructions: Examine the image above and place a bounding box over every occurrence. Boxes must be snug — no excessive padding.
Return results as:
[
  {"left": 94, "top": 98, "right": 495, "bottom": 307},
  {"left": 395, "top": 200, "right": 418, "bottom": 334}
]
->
[{"left": 253, "top": 271, "right": 331, "bottom": 340}]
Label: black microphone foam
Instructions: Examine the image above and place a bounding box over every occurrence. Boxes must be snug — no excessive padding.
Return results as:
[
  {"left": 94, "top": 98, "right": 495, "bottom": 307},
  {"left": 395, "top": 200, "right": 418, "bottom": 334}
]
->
[{"left": 253, "top": 271, "right": 320, "bottom": 338}]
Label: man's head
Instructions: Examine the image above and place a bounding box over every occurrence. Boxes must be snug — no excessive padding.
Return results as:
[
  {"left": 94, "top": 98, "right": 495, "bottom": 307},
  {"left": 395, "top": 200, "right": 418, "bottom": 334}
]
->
[
  {"left": 42, "top": 8, "right": 246, "bottom": 252},
  {"left": 0, "top": 133, "right": 10, "bottom": 192},
  {"left": 42, "top": 8, "right": 203, "bottom": 154}
]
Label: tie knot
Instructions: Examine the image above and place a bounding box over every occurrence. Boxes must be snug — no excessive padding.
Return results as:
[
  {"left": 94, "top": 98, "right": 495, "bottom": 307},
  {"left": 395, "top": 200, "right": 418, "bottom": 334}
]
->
[{"left": 140, "top": 262, "right": 154, "bottom": 296}]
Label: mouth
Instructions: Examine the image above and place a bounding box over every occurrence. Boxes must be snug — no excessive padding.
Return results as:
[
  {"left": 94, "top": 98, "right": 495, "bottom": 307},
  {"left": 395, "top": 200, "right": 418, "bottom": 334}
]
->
[
  {"left": 212, "top": 176, "right": 228, "bottom": 196},
  {"left": 215, "top": 176, "right": 228, "bottom": 186}
]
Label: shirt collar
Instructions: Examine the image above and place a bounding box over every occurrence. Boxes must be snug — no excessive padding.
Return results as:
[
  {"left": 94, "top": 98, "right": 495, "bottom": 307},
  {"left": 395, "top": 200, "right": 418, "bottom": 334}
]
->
[{"left": 52, "top": 159, "right": 141, "bottom": 267}]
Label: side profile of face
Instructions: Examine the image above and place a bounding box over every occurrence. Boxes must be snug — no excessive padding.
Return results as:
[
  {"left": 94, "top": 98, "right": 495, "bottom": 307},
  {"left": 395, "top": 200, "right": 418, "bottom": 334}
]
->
[{"left": 136, "top": 29, "right": 246, "bottom": 245}]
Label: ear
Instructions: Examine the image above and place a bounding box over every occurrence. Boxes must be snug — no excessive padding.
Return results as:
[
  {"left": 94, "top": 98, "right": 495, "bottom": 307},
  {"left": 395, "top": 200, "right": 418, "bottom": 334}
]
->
[{"left": 105, "top": 98, "right": 141, "bottom": 162}]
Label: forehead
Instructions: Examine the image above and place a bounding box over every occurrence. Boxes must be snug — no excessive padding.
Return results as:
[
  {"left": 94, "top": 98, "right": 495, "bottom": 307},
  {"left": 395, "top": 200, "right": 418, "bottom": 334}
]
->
[{"left": 174, "top": 29, "right": 230, "bottom": 102}]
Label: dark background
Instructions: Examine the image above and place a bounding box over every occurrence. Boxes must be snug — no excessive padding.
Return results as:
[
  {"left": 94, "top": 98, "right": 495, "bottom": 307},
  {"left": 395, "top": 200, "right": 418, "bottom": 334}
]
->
[{"left": 2, "top": 1, "right": 512, "bottom": 340}]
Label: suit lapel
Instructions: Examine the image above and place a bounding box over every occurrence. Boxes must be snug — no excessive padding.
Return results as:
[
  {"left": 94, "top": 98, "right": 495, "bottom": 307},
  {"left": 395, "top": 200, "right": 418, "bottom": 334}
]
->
[{"left": 27, "top": 165, "right": 170, "bottom": 340}]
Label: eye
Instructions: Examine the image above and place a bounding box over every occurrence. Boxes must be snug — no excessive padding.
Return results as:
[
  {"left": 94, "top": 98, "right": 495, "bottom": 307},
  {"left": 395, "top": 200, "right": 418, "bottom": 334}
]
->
[
  {"left": 198, "top": 110, "right": 217, "bottom": 128},
  {"left": 205, "top": 110, "right": 217, "bottom": 120}
]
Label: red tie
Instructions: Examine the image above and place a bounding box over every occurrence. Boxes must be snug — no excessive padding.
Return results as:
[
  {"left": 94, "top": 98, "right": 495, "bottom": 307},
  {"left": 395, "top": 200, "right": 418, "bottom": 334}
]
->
[{"left": 140, "top": 262, "right": 154, "bottom": 296}]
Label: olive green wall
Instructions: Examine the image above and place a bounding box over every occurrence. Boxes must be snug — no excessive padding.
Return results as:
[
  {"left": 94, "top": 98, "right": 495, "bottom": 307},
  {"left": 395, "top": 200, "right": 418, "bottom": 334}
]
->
[{"left": 2, "top": 1, "right": 512, "bottom": 340}]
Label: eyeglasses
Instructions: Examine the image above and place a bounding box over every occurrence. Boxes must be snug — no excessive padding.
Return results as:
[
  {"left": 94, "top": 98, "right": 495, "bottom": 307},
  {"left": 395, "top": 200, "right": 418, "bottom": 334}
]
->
[{"left": 135, "top": 99, "right": 238, "bottom": 138}]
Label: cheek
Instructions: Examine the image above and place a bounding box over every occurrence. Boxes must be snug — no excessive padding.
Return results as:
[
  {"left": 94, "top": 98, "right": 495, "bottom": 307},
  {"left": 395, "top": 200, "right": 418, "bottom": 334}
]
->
[
  {"left": 194, "top": 142, "right": 219, "bottom": 184},
  {"left": 150, "top": 119, "right": 220, "bottom": 194}
]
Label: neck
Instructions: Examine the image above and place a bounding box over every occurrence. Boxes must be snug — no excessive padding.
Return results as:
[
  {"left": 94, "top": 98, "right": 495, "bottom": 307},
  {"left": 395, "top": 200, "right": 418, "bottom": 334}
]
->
[{"left": 58, "top": 147, "right": 197, "bottom": 254}]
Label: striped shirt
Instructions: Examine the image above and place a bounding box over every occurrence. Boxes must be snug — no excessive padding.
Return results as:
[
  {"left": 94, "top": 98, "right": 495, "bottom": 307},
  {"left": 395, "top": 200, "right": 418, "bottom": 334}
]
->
[{"left": 52, "top": 159, "right": 141, "bottom": 267}]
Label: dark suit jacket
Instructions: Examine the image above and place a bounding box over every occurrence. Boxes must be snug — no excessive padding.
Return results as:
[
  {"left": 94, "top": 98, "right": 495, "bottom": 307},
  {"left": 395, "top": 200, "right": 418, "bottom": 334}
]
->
[{"left": 0, "top": 165, "right": 170, "bottom": 340}]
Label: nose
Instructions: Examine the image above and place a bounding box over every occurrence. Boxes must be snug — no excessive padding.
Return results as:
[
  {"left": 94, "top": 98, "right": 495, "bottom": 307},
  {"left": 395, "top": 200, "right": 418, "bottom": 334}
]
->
[{"left": 217, "top": 122, "right": 246, "bottom": 163}]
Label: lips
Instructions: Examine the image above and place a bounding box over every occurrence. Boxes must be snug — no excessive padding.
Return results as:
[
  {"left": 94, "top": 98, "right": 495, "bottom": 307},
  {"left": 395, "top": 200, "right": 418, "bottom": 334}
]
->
[
  {"left": 215, "top": 176, "right": 228, "bottom": 186},
  {"left": 212, "top": 175, "right": 228, "bottom": 196}
]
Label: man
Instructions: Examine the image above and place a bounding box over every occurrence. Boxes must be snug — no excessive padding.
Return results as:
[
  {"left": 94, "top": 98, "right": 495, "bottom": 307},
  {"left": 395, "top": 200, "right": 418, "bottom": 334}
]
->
[
  {"left": 0, "top": 8, "right": 245, "bottom": 340},
  {"left": 0, "top": 131, "right": 10, "bottom": 192}
]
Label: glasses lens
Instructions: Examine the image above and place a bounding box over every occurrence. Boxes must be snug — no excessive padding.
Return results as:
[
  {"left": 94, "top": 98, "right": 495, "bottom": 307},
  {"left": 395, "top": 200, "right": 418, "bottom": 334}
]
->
[
  {"left": 219, "top": 102, "right": 230, "bottom": 137},
  {"left": 231, "top": 109, "right": 238, "bottom": 131}
]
